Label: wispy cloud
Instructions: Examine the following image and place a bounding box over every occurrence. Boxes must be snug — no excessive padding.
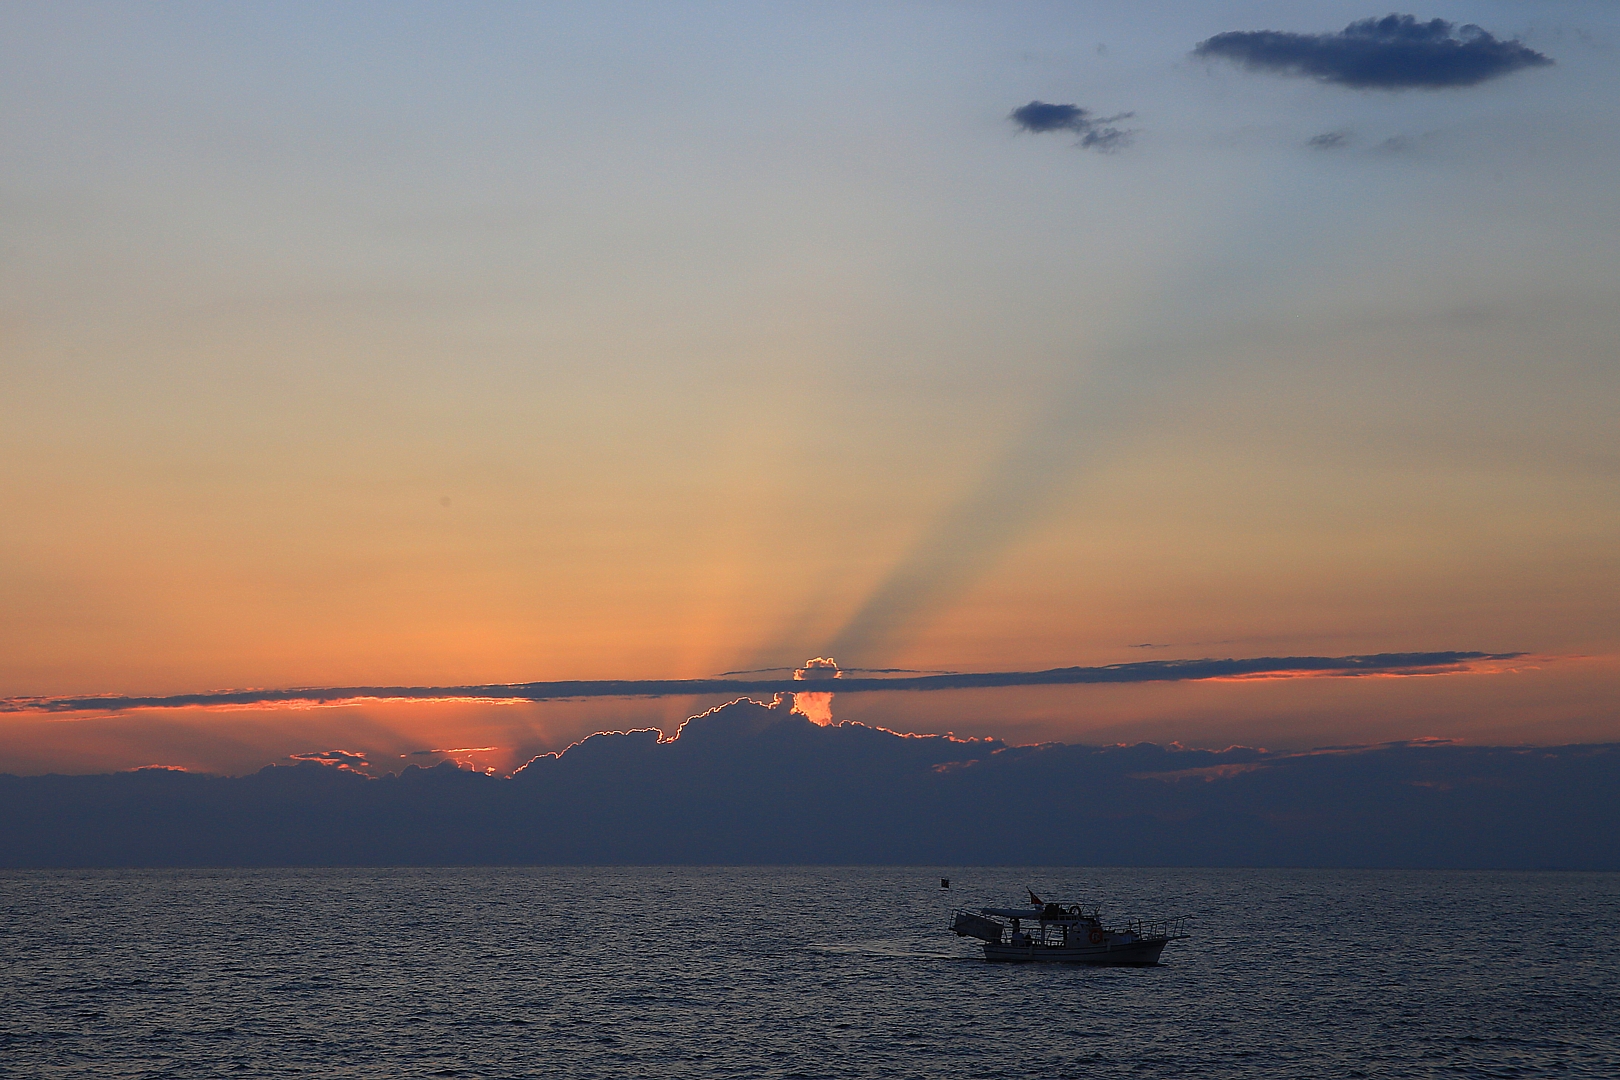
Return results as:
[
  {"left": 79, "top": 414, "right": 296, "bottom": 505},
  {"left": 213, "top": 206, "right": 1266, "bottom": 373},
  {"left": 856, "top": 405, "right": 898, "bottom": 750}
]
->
[
  {"left": 289, "top": 749, "right": 369, "bottom": 769},
  {"left": 1193, "top": 14, "right": 1552, "bottom": 89},
  {"left": 1308, "top": 131, "right": 1352, "bottom": 149},
  {"left": 1009, "top": 101, "right": 1134, "bottom": 151},
  {"left": 0, "top": 652, "right": 1521, "bottom": 714}
]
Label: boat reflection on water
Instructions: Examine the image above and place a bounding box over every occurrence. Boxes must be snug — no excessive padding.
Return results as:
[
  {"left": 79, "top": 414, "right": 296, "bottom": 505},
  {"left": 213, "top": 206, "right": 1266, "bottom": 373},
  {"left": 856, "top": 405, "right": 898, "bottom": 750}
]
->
[{"left": 951, "top": 891, "right": 1188, "bottom": 965}]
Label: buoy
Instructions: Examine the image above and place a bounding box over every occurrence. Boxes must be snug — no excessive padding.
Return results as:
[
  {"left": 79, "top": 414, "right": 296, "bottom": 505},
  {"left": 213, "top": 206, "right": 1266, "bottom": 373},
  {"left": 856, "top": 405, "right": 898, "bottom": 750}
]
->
[{"left": 940, "top": 878, "right": 950, "bottom": 888}]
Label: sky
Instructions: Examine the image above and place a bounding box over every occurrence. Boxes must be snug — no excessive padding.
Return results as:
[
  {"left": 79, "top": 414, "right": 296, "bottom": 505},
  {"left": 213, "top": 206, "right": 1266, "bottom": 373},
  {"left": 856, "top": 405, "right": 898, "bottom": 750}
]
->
[{"left": 2, "top": 2, "right": 1617, "bottom": 776}]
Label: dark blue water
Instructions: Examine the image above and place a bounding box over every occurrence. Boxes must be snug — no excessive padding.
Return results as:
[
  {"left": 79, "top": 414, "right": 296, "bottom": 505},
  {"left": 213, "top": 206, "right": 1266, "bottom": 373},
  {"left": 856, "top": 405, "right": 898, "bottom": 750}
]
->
[{"left": 3, "top": 868, "right": 1617, "bottom": 1078}]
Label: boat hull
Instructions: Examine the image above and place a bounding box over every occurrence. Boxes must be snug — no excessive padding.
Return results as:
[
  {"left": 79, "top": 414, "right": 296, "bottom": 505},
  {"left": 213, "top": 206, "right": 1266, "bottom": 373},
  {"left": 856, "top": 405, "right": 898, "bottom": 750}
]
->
[{"left": 982, "top": 939, "right": 1169, "bottom": 965}]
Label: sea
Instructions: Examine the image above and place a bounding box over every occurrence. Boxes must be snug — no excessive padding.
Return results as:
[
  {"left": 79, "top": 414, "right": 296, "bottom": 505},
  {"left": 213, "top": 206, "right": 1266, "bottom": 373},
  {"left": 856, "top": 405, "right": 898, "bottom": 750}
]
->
[{"left": 2, "top": 867, "right": 1617, "bottom": 1079}]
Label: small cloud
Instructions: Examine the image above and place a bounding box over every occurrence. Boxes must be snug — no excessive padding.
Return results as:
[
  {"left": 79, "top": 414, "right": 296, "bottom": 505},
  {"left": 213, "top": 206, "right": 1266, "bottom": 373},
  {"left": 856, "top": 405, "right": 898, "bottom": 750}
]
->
[
  {"left": 1131, "top": 761, "right": 1270, "bottom": 783},
  {"left": 408, "top": 746, "right": 503, "bottom": 770},
  {"left": 1308, "top": 131, "right": 1352, "bottom": 149},
  {"left": 1192, "top": 14, "right": 1553, "bottom": 89},
  {"left": 290, "top": 749, "right": 370, "bottom": 769},
  {"left": 793, "top": 657, "right": 842, "bottom": 682},
  {"left": 1009, "top": 101, "right": 1135, "bottom": 152},
  {"left": 1009, "top": 101, "right": 1087, "bottom": 133}
]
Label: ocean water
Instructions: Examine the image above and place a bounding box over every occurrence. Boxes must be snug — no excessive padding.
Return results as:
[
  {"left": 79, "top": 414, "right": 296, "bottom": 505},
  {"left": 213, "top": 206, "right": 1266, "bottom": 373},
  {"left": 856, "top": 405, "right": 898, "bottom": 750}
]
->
[{"left": 2, "top": 867, "right": 1617, "bottom": 1079}]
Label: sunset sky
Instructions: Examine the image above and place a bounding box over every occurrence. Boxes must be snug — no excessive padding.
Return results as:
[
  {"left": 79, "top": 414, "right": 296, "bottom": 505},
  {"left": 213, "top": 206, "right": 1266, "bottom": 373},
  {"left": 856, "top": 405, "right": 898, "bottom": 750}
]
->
[{"left": 3, "top": 2, "right": 1616, "bottom": 776}]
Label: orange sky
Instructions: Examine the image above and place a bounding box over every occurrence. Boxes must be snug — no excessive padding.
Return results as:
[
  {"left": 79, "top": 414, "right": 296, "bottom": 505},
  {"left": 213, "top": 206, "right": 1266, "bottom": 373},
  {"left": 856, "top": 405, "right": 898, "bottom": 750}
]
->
[{"left": 2, "top": 5, "right": 1617, "bottom": 774}]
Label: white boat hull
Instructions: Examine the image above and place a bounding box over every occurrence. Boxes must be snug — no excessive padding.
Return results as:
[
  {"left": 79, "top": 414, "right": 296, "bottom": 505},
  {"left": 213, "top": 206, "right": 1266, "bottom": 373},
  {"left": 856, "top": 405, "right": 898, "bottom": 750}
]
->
[{"left": 981, "top": 938, "right": 1169, "bottom": 965}]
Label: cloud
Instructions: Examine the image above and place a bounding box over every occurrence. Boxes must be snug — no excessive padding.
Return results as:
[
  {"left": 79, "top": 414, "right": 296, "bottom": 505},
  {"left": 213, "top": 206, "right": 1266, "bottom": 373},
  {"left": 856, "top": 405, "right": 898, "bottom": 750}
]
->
[
  {"left": 2, "top": 700, "right": 1615, "bottom": 868},
  {"left": 790, "top": 657, "right": 842, "bottom": 724},
  {"left": 1192, "top": 14, "right": 1553, "bottom": 89},
  {"left": 406, "top": 745, "right": 504, "bottom": 772},
  {"left": 0, "top": 652, "right": 1521, "bottom": 713},
  {"left": 793, "top": 657, "right": 842, "bottom": 682},
  {"left": 288, "top": 749, "right": 369, "bottom": 769},
  {"left": 1009, "top": 101, "right": 1134, "bottom": 151},
  {"left": 410, "top": 747, "right": 501, "bottom": 756}
]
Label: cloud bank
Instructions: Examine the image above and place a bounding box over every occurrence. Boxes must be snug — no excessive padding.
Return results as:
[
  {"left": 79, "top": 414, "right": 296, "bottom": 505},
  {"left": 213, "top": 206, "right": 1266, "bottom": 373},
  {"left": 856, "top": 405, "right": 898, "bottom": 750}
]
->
[
  {"left": 1009, "top": 101, "right": 1134, "bottom": 151},
  {"left": 0, "top": 651, "right": 1517, "bottom": 713},
  {"left": 2, "top": 696, "right": 1614, "bottom": 868},
  {"left": 1193, "top": 14, "right": 1553, "bottom": 89}
]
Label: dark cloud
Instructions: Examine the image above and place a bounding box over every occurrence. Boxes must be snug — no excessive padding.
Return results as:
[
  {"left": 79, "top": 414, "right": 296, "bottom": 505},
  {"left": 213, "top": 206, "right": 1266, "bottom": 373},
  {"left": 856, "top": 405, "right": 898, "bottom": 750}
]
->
[
  {"left": 2, "top": 698, "right": 1615, "bottom": 868},
  {"left": 1309, "top": 131, "right": 1352, "bottom": 149},
  {"left": 0, "top": 652, "right": 1518, "bottom": 713},
  {"left": 1193, "top": 14, "right": 1553, "bottom": 89},
  {"left": 1009, "top": 101, "right": 1134, "bottom": 151}
]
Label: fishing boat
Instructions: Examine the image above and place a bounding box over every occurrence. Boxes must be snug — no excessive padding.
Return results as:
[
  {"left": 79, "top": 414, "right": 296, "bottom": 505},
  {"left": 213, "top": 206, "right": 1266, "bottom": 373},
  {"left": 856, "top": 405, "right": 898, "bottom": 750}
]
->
[{"left": 950, "top": 891, "right": 1188, "bottom": 965}]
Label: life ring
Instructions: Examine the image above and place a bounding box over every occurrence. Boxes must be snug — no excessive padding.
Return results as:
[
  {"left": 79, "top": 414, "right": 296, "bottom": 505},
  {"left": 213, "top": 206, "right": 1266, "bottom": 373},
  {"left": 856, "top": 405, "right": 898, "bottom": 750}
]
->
[{"left": 1089, "top": 929, "right": 1105, "bottom": 945}]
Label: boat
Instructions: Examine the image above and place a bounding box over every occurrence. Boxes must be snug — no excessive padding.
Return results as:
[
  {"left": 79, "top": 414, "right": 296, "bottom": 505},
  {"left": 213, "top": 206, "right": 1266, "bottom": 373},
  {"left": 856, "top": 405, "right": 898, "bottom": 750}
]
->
[{"left": 951, "top": 892, "right": 1188, "bottom": 965}]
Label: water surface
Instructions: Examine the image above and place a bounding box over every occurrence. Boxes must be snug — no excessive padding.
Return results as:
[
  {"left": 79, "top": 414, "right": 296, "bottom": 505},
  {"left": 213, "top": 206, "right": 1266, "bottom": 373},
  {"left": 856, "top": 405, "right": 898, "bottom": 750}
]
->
[{"left": 3, "top": 867, "right": 1617, "bottom": 1078}]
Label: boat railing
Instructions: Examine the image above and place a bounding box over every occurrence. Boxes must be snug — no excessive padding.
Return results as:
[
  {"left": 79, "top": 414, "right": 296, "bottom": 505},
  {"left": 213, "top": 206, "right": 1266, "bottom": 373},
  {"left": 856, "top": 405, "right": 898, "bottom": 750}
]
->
[{"left": 1119, "top": 915, "right": 1190, "bottom": 940}]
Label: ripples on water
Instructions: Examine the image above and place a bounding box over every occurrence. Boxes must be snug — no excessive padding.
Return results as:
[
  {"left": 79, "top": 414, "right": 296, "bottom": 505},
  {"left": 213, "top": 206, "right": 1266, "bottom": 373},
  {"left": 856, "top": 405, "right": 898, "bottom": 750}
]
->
[{"left": 3, "top": 867, "right": 1617, "bottom": 1078}]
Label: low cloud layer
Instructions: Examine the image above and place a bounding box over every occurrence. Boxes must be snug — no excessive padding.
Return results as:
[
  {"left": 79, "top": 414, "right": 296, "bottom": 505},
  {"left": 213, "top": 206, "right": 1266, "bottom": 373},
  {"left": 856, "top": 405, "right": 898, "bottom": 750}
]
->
[
  {"left": 1009, "top": 101, "right": 1134, "bottom": 151},
  {"left": 1193, "top": 14, "right": 1553, "bottom": 89},
  {"left": 2, "top": 696, "right": 1614, "bottom": 868},
  {"left": 0, "top": 651, "right": 1517, "bottom": 713}
]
